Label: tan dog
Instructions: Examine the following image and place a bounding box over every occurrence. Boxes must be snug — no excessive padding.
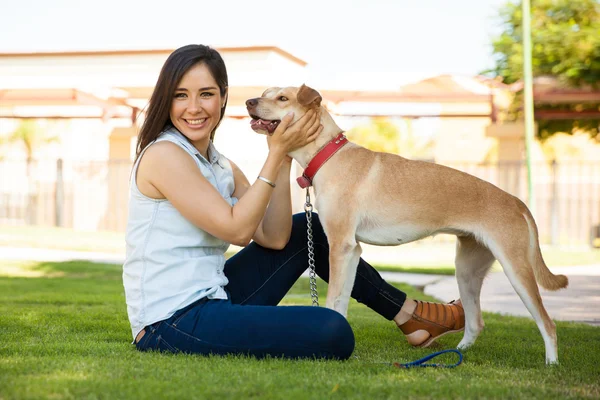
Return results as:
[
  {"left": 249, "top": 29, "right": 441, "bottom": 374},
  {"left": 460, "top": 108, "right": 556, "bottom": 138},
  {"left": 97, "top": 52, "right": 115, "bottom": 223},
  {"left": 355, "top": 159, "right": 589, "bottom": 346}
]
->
[{"left": 245, "top": 84, "right": 568, "bottom": 364}]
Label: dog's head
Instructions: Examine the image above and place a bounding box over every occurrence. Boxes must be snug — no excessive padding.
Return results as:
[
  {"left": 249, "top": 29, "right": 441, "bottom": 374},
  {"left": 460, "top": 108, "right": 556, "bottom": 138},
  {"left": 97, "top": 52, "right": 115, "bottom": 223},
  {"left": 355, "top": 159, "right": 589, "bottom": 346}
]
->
[{"left": 245, "top": 84, "right": 322, "bottom": 135}]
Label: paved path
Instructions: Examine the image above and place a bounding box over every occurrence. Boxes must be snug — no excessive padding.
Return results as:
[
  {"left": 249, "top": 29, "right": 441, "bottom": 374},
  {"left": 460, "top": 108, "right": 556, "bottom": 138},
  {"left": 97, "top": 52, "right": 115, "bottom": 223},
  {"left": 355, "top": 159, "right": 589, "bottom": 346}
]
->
[
  {"left": 1, "top": 246, "right": 599, "bottom": 326},
  {"left": 422, "top": 267, "right": 600, "bottom": 326}
]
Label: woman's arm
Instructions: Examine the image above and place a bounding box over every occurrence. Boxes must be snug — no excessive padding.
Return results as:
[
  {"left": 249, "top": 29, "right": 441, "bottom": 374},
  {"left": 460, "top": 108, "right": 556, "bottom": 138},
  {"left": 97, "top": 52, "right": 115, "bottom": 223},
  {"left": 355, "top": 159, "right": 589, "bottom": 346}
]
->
[
  {"left": 258, "top": 157, "right": 294, "bottom": 248},
  {"left": 230, "top": 157, "right": 293, "bottom": 249},
  {"left": 137, "top": 110, "right": 320, "bottom": 247}
]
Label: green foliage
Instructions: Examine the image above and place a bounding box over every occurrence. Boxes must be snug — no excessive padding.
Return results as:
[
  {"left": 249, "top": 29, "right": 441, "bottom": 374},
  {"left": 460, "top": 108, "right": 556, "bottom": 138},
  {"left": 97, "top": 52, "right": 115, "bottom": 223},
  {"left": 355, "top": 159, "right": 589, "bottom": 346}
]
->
[
  {"left": 1, "top": 119, "right": 59, "bottom": 160},
  {"left": 491, "top": 0, "right": 600, "bottom": 86},
  {"left": 346, "top": 117, "right": 401, "bottom": 153},
  {"left": 537, "top": 104, "right": 600, "bottom": 139},
  {"left": 346, "top": 117, "right": 433, "bottom": 158},
  {"left": 488, "top": 0, "right": 600, "bottom": 139}
]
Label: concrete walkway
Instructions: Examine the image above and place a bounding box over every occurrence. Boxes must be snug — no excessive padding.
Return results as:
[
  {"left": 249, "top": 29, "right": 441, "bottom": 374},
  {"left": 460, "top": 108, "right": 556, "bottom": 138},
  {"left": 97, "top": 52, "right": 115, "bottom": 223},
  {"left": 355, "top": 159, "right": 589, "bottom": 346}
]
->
[
  {"left": 1, "top": 246, "right": 599, "bottom": 327},
  {"left": 421, "top": 267, "right": 600, "bottom": 327}
]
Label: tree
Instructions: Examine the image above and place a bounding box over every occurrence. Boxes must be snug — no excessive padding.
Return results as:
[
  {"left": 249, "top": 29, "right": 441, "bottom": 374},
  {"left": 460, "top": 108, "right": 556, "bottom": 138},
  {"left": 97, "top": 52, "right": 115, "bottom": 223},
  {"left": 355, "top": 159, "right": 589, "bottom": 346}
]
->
[
  {"left": 0, "top": 120, "right": 59, "bottom": 224},
  {"left": 487, "top": 0, "right": 600, "bottom": 139},
  {"left": 346, "top": 118, "right": 401, "bottom": 154},
  {"left": 346, "top": 117, "right": 433, "bottom": 159},
  {"left": 2, "top": 120, "right": 59, "bottom": 162}
]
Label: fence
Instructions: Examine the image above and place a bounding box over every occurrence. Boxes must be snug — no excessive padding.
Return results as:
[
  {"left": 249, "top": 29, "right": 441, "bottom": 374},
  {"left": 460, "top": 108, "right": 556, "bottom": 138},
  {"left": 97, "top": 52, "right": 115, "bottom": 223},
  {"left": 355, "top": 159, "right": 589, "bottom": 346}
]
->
[
  {"left": 0, "top": 159, "right": 132, "bottom": 232},
  {"left": 444, "top": 160, "right": 600, "bottom": 246},
  {"left": 0, "top": 158, "right": 599, "bottom": 247}
]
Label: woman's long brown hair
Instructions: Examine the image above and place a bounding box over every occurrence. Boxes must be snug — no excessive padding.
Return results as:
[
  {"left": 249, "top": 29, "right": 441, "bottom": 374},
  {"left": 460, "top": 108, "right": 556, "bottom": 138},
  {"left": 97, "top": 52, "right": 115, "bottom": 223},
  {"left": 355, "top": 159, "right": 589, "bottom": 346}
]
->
[{"left": 134, "top": 44, "right": 229, "bottom": 164}]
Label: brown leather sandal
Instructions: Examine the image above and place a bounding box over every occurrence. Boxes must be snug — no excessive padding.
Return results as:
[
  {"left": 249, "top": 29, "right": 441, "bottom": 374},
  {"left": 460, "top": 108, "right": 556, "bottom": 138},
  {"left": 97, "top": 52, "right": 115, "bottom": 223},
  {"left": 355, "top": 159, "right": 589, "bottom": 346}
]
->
[{"left": 398, "top": 299, "right": 465, "bottom": 348}]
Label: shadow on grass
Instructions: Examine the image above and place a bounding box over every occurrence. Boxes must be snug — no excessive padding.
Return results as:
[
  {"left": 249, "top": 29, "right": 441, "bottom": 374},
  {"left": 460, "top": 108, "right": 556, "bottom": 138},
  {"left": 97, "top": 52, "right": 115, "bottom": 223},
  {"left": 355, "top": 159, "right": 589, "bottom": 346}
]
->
[
  {"left": 0, "top": 260, "right": 122, "bottom": 280},
  {"left": 373, "top": 264, "right": 457, "bottom": 275}
]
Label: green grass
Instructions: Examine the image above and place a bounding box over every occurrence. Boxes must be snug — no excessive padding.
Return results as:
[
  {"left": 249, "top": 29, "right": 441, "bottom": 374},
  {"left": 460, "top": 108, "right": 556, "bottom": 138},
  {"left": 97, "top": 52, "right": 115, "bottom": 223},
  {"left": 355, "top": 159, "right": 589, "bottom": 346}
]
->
[
  {"left": 373, "top": 265, "right": 457, "bottom": 275},
  {"left": 0, "top": 260, "right": 599, "bottom": 399},
  {"left": 2, "top": 224, "right": 600, "bottom": 275}
]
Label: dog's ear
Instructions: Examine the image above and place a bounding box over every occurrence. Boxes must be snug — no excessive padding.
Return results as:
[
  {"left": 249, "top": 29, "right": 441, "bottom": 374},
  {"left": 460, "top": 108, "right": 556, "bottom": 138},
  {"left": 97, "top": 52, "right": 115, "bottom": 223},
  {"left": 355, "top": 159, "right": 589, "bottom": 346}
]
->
[{"left": 297, "top": 84, "right": 322, "bottom": 108}]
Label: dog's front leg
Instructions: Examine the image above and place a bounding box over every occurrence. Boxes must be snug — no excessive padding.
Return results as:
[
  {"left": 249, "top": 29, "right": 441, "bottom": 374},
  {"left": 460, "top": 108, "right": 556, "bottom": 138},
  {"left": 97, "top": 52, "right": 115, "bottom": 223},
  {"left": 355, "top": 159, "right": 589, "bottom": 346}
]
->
[{"left": 326, "top": 238, "right": 362, "bottom": 318}]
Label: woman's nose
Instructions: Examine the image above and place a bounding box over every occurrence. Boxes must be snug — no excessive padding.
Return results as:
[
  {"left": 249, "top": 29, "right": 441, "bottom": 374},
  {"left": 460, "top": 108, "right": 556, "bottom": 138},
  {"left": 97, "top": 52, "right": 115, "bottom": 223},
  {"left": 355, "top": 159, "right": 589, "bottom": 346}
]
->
[{"left": 187, "top": 98, "right": 201, "bottom": 113}]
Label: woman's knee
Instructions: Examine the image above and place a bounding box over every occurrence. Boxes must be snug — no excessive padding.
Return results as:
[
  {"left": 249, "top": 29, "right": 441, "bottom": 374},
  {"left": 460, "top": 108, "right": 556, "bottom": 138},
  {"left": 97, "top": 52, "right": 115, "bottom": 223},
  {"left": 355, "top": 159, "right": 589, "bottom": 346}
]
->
[
  {"left": 292, "top": 212, "right": 328, "bottom": 245},
  {"left": 317, "top": 309, "right": 355, "bottom": 360}
]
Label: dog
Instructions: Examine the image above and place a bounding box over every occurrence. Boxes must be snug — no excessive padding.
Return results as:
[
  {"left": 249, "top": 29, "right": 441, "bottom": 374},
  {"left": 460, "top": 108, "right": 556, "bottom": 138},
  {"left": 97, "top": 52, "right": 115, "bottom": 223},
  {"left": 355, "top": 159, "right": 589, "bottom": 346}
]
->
[{"left": 245, "top": 84, "right": 568, "bottom": 364}]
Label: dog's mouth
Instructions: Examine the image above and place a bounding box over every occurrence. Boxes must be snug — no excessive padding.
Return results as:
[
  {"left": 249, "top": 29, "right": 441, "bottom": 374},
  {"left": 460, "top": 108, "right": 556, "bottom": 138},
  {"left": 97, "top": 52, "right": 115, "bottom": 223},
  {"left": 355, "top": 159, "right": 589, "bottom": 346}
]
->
[{"left": 249, "top": 114, "right": 281, "bottom": 135}]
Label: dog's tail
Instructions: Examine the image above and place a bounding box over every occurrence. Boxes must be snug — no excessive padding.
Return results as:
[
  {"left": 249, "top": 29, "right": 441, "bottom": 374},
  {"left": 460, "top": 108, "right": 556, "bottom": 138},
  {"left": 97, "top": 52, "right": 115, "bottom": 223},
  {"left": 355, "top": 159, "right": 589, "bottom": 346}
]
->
[{"left": 522, "top": 206, "right": 569, "bottom": 291}]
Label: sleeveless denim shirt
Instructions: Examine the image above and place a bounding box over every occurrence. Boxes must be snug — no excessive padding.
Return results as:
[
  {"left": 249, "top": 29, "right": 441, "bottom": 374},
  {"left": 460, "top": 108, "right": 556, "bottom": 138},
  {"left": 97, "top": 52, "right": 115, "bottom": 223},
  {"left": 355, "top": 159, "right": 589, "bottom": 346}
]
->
[{"left": 123, "top": 127, "right": 238, "bottom": 341}]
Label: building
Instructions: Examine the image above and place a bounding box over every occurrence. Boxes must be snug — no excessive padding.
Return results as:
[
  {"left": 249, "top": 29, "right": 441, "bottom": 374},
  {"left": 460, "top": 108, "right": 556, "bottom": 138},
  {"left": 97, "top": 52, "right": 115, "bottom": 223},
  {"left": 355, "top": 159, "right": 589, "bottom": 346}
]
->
[{"left": 1, "top": 46, "right": 598, "bottom": 245}]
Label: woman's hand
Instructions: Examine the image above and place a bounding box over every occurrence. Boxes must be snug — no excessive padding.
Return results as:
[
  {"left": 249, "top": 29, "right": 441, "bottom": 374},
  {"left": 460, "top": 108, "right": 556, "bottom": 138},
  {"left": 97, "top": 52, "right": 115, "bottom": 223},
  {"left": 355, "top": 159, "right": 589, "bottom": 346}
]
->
[{"left": 267, "top": 109, "right": 323, "bottom": 159}]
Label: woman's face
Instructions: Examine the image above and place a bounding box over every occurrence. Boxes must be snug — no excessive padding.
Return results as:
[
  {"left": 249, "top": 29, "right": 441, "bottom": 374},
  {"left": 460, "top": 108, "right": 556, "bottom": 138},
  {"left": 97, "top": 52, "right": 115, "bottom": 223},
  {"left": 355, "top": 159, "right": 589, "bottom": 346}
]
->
[{"left": 169, "top": 63, "right": 226, "bottom": 153}]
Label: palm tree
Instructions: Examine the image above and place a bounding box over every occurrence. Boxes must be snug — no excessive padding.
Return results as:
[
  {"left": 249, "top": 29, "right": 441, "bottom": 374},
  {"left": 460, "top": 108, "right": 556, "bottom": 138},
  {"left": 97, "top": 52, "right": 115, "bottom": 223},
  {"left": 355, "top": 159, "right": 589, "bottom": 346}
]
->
[
  {"left": 3, "top": 120, "right": 59, "bottom": 161},
  {"left": 1, "top": 120, "right": 59, "bottom": 224}
]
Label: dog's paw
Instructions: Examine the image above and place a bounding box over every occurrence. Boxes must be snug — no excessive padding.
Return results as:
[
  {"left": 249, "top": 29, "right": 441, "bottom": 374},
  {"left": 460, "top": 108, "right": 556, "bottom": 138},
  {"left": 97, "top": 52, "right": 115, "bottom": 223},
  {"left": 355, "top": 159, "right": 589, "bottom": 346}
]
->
[
  {"left": 457, "top": 339, "right": 475, "bottom": 350},
  {"left": 330, "top": 299, "right": 349, "bottom": 318},
  {"left": 546, "top": 357, "right": 559, "bottom": 365}
]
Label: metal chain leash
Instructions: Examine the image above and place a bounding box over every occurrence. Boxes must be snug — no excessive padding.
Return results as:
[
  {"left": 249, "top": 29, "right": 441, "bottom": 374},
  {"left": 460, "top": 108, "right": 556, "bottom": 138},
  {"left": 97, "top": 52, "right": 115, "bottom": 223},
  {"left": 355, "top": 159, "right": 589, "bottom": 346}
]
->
[{"left": 304, "top": 188, "right": 319, "bottom": 307}]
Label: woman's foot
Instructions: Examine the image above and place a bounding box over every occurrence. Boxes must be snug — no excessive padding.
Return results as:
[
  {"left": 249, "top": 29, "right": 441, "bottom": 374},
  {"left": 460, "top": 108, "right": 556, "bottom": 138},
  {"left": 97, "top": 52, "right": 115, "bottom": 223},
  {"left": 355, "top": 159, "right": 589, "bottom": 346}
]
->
[{"left": 395, "top": 299, "right": 465, "bottom": 348}]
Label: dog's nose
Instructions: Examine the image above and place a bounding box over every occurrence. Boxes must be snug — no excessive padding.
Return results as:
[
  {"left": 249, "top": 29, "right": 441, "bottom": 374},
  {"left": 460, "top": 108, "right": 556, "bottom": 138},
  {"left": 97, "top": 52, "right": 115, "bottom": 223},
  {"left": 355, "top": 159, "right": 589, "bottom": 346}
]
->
[{"left": 246, "top": 99, "right": 258, "bottom": 108}]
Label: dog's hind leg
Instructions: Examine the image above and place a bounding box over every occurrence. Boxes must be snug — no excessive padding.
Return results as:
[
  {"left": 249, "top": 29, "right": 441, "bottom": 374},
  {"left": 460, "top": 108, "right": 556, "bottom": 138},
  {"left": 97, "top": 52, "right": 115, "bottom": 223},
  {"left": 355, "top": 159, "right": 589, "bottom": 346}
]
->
[
  {"left": 487, "top": 233, "right": 559, "bottom": 364},
  {"left": 454, "top": 235, "right": 496, "bottom": 350}
]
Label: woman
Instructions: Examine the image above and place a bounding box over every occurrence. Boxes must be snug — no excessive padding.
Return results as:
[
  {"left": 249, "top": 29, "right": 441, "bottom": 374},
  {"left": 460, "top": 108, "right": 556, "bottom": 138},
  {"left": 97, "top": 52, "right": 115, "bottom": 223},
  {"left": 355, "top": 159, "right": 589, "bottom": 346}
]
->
[{"left": 123, "top": 44, "right": 465, "bottom": 360}]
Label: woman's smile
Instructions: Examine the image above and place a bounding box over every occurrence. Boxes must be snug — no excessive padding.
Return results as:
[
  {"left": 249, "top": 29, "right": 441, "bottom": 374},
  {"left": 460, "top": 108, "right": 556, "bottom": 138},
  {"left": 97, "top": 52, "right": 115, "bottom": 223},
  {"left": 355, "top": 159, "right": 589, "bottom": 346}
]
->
[{"left": 183, "top": 117, "right": 209, "bottom": 128}]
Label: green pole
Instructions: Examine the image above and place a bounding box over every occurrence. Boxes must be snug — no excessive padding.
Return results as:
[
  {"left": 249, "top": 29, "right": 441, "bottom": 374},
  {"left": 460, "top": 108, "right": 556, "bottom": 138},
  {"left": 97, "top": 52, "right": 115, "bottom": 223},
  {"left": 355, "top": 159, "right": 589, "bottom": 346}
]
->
[{"left": 522, "top": 0, "right": 536, "bottom": 214}]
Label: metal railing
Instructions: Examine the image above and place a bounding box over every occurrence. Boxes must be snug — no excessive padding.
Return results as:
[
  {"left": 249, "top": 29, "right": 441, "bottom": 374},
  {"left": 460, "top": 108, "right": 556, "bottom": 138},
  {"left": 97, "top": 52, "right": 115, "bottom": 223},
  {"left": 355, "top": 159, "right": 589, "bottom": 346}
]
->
[
  {"left": 0, "top": 158, "right": 599, "bottom": 247},
  {"left": 0, "top": 159, "right": 132, "bottom": 232},
  {"left": 441, "top": 160, "right": 600, "bottom": 246}
]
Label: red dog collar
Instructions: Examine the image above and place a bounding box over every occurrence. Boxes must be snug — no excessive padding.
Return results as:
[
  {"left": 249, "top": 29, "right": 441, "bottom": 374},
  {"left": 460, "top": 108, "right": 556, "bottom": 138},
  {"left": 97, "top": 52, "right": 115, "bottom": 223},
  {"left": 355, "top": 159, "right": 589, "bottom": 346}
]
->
[{"left": 296, "top": 132, "right": 348, "bottom": 188}]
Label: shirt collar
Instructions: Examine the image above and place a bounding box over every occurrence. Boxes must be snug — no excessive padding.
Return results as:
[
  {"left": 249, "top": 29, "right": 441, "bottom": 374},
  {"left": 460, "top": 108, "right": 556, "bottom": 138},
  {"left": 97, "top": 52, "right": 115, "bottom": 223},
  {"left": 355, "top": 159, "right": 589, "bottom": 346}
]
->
[{"left": 161, "top": 125, "right": 222, "bottom": 166}]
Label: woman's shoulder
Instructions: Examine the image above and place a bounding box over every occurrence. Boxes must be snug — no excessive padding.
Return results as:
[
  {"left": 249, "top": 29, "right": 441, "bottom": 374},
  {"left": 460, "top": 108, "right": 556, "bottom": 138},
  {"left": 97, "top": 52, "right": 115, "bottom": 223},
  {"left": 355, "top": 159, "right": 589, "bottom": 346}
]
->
[
  {"left": 139, "top": 141, "right": 193, "bottom": 172},
  {"left": 150, "top": 138, "right": 189, "bottom": 156}
]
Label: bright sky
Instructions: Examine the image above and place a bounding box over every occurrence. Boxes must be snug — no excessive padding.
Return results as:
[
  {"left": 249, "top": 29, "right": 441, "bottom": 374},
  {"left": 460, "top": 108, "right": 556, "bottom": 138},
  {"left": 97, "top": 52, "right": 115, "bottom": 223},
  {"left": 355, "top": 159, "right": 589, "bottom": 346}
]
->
[{"left": 0, "top": 0, "right": 508, "bottom": 90}]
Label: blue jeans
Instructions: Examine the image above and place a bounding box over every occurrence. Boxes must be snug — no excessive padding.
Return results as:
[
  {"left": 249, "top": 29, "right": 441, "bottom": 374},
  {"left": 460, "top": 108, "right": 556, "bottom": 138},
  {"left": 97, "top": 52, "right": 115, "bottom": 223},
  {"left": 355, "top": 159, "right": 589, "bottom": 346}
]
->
[{"left": 135, "top": 213, "right": 407, "bottom": 360}]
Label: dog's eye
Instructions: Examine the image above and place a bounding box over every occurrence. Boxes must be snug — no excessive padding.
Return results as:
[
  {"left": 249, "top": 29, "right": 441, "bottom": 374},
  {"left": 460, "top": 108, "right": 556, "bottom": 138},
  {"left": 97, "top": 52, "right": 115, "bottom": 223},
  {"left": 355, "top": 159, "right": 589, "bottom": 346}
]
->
[{"left": 278, "top": 96, "right": 288, "bottom": 102}]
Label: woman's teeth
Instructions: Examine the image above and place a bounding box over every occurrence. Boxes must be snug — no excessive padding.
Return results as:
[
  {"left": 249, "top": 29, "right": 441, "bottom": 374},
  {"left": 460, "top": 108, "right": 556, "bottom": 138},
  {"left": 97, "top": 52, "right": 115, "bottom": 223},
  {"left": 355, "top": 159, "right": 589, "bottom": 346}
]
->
[{"left": 186, "top": 118, "right": 206, "bottom": 125}]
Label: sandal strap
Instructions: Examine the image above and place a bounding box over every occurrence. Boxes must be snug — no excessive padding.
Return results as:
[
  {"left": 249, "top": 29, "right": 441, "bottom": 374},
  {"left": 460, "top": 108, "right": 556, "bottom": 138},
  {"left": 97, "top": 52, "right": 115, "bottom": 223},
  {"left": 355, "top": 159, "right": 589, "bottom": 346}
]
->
[{"left": 399, "top": 300, "right": 465, "bottom": 336}]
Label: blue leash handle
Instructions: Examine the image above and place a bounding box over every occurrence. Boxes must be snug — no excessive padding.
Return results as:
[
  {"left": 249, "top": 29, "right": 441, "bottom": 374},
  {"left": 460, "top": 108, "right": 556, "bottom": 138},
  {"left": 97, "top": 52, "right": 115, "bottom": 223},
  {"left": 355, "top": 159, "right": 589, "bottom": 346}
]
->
[{"left": 393, "top": 349, "right": 463, "bottom": 369}]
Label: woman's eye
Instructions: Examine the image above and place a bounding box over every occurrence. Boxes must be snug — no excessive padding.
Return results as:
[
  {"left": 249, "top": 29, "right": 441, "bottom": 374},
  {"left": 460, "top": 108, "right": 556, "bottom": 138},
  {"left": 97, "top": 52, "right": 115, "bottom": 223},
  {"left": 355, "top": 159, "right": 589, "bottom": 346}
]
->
[
  {"left": 174, "top": 93, "right": 187, "bottom": 98},
  {"left": 278, "top": 96, "right": 288, "bottom": 101},
  {"left": 201, "top": 92, "right": 214, "bottom": 98}
]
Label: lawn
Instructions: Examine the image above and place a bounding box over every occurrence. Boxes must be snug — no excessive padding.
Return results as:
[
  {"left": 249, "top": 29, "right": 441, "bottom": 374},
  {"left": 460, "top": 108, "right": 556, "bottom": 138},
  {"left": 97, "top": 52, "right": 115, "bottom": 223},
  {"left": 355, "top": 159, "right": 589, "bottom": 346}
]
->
[
  {"left": 2, "top": 224, "right": 600, "bottom": 275},
  {"left": 0, "top": 260, "right": 599, "bottom": 399}
]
